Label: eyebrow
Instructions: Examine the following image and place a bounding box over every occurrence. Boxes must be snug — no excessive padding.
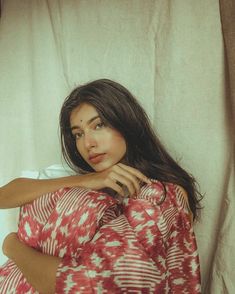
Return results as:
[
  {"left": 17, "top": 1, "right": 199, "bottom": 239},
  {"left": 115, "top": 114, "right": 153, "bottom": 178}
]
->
[{"left": 70, "top": 115, "right": 100, "bottom": 131}]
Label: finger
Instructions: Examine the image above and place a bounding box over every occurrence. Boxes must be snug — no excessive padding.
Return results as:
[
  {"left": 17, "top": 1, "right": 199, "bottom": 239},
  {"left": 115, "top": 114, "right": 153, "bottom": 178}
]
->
[
  {"left": 104, "top": 178, "right": 125, "bottom": 197},
  {"left": 119, "top": 164, "right": 151, "bottom": 184},
  {"left": 112, "top": 173, "right": 136, "bottom": 196},
  {"left": 117, "top": 163, "right": 151, "bottom": 184},
  {"left": 111, "top": 167, "right": 140, "bottom": 195},
  {"left": 115, "top": 163, "right": 150, "bottom": 188}
]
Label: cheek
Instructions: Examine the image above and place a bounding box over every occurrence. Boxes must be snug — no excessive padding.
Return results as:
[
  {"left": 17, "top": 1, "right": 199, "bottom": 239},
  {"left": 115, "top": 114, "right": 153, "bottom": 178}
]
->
[
  {"left": 111, "top": 134, "right": 126, "bottom": 155},
  {"left": 118, "top": 137, "right": 126, "bottom": 151},
  {"left": 75, "top": 141, "right": 84, "bottom": 156}
]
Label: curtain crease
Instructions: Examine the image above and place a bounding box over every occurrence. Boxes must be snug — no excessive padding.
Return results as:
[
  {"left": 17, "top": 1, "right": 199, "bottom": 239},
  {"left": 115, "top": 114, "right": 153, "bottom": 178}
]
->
[{"left": 206, "top": 1, "right": 235, "bottom": 293}]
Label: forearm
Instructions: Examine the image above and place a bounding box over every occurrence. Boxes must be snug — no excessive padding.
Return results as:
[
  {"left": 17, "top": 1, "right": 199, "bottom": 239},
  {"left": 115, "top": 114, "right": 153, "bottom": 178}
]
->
[
  {"left": 3, "top": 233, "right": 61, "bottom": 294},
  {"left": 0, "top": 175, "right": 83, "bottom": 208},
  {"left": 0, "top": 164, "right": 150, "bottom": 209}
]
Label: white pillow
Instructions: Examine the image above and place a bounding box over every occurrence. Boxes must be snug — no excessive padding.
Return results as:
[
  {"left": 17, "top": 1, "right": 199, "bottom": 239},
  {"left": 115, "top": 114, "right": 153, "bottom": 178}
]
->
[{"left": 21, "top": 164, "right": 76, "bottom": 179}]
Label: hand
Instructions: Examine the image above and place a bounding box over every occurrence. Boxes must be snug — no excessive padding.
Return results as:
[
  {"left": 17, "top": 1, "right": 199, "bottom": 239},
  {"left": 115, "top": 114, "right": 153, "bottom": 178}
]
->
[
  {"left": 2, "top": 232, "right": 19, "bottom": 258},
  {"left": 79, "top": 163, "right": 151, "bottom": 197}
]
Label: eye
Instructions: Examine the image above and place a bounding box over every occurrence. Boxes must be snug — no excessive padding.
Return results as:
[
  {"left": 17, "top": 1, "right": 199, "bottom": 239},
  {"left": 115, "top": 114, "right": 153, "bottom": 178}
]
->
[
  {"left": 95, "top": 122, "right": 105, "bottom": 130},
  {"left": 73, "top": 132, "right": 84, "bottom": 140}
]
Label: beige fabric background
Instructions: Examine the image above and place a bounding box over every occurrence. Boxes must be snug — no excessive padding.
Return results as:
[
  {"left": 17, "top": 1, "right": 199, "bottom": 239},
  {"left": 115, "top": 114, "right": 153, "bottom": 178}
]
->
[
  {"left": 206, "top": 1, "right": 235, "bottom": 293},
  {"left": 0, "top": 1, "right": 234, "bottom": 293}
]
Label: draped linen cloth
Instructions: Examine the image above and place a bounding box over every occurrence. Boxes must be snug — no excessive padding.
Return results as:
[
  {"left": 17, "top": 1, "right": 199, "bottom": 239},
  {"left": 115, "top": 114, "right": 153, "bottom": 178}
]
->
[
  {"left": 0, "top": 182, "right": 201, "bottom": 293},
  {"left": 0, "top": 1, "right": 232, "bottom": 292},
  {"left": 205, "top": 1, "right": 235, "bottom": 293}
]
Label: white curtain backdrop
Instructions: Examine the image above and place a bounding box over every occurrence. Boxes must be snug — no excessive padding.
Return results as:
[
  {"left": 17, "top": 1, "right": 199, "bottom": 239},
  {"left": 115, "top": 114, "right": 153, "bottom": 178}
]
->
[{"left": 0, "top": 1, "right": 234, "bottom": 293}]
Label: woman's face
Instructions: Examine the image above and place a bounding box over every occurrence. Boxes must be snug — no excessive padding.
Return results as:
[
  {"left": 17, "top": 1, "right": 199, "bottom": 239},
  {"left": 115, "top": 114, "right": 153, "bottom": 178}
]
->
[{"left": 70, "top": 103, "right": 127, "bottom": 172}]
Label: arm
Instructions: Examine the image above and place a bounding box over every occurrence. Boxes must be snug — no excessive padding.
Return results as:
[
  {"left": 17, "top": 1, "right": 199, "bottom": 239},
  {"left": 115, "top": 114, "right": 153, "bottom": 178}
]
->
[
  {"left": 0, "top": 163, "right": 150, "bottom": 208},
  {"left": 2, "top": 232, "right": 61, "bottom": 294},
  {"left": 0, "top": 176, "right": 83, "bottom": 208}
]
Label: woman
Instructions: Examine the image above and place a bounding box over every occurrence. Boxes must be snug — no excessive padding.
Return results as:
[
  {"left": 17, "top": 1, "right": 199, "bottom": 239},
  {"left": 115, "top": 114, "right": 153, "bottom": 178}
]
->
[{"left": 0, "top": 79, "right": 202, "bottom": 293}]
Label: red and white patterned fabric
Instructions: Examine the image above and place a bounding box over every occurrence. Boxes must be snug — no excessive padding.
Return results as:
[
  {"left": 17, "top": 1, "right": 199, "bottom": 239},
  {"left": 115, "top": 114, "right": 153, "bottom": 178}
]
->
[{"left": 0, "top": 181, "right": 201, "bottom": 293}]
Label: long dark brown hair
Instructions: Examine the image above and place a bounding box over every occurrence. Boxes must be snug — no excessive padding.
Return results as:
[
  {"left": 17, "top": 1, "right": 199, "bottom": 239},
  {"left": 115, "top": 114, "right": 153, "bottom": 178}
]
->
[{"left": 60, "top": 79, "right": 202, "bottom": 219}]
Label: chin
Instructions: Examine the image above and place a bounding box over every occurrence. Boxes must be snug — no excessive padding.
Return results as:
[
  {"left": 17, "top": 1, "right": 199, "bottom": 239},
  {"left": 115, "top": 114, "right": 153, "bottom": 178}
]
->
[
  {"left": 93, "top": 165, "right": 110, "bottom": 172},
  {"left": 92, "top": 161, "right": 115, "bottom": 172}
]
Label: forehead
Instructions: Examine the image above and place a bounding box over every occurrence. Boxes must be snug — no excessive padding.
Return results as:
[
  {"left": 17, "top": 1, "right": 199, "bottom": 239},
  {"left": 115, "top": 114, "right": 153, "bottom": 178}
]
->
[{"left": 70, "top": 103, "right": 98, "bottom": 126}]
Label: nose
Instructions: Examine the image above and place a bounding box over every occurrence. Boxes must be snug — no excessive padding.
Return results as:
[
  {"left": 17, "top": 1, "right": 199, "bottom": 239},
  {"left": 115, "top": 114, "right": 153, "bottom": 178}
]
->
[{"left": 84, "top": 132, "right": 97, "bottom": 150}]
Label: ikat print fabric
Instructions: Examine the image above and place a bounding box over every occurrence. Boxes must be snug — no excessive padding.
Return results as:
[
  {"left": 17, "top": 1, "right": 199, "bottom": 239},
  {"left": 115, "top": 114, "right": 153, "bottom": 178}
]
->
[{"left": 0, "top": 181, "right": 201, "bottom": 293}]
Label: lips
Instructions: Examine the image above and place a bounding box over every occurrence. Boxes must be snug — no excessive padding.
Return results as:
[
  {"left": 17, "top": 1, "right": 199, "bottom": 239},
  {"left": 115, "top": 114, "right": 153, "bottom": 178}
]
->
[{"left": 89, "top": 153, "right": 106, "bottom": 164}]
